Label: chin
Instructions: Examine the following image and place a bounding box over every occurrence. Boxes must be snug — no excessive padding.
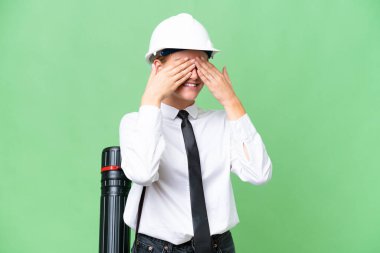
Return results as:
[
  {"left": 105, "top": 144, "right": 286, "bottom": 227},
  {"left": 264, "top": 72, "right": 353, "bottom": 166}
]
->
[
  {"left": 174, "top": 85, "right": 203, "bottom": 101},
  {"left": 175, "top": 90, "right": 202, "bottom": 101},
  {"left": 174, "top": 93, "right": 197, "bottom": 103}
]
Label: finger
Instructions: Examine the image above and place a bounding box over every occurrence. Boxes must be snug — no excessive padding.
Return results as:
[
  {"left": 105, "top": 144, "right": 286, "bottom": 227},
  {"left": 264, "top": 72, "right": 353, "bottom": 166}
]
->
[
  {"left": 160, "top": 57, "right": 186, "bottom": 73},
  {"left": 197, "top": 67, "right": 212, "bottom": 84},
  {"left": 152, "top": 63, "right": 158, "bottom": 75},
  {"left": 167, "top": 59, "right": 194, "bottom": 78},
  {"left": 173, "top": 58, "right": 195, "bottom": 74},
  {"left": 174, "top": 72, "right": 193, "bottom": 87},
  {"left": 198, "top": 65, "right": 216, "bottom": 81},
  {"left": 173, "top": 62, "right": 196, "bottom": 81},
  {"left": 197, "top": 56, "right": 220, "bottom": 73},
  {"left": 223, "top": 66, "right": 232, "bottom": 84},
  {"left": 148, "top": 64, "right": 157, "bottom": 81},
  {"left": 195, "top": 57, "right": 218, "bottom": 79},
  {"left": 167, "top": 57, "right": 192, "bottom": 73}
]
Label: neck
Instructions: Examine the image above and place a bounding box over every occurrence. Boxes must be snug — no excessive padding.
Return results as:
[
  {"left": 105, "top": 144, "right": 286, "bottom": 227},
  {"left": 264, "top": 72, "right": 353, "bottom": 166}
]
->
[{"left": 162, "top": 96, "right": 195, "bottom": 110}]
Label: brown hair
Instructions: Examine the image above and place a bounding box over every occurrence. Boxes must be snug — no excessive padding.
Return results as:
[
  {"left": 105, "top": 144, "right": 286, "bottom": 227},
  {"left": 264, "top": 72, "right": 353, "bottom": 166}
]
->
[
  {"left": 150, "top": 50, "right": 169, "bottom": 64},
  {"left": 152, "top": 55, "right": 168, "bottom": 64},
  {"left": 151, "top": 50, "right": 209, "bottom": 64}
]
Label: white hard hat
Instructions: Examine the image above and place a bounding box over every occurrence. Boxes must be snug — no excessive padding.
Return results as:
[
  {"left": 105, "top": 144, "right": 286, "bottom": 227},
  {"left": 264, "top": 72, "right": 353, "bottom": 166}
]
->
[{"left": 145, "top": 13, "right": 220, "bottom": 63}]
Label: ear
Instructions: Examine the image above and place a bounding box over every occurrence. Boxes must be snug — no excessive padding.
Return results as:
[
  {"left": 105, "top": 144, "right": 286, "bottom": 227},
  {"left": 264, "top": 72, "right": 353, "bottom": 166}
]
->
[{"left": 152, "top": 59, "right": 164, "bottom": 74}]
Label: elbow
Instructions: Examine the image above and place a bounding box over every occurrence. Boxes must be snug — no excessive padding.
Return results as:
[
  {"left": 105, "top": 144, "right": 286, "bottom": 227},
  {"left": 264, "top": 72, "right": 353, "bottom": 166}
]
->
[
  {"left": 232, "top": 158, "right": 273, "bottom": 185},
  {"left": 129, "top": 173, "right": 158, "bottom": 186},
  {"left": 245, "top": 160, "right": 272, "bottom": 185},
  {"left": 253, "top": 161, "right": 272, "bottom": 185},
  {"left": 121, "top": 159, "right": 159, "bottom": 186}
]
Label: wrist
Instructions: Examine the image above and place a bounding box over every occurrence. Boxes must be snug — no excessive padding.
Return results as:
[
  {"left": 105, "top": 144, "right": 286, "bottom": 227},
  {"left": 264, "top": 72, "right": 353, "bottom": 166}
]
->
[
  {"left": 222, "top": 95, "right": 240, "bottom": 107},
  {"left": 223, "top": 96, "right": 246, "bottom": 120},
  {"left": 141, "top": 93, "right": 162, "bottom": 107}
]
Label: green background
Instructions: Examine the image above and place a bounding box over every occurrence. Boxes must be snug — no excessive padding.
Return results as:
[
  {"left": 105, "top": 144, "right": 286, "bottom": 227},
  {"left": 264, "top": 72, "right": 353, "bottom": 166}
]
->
[{"left": 1, "top": 0, "right": 379, "bottom": 252}]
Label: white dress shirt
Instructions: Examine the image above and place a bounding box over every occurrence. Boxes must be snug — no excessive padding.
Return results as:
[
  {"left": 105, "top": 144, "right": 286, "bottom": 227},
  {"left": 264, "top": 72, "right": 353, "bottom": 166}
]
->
[{"left": 119, "top": 102, "right": 272, "bottom": 245}]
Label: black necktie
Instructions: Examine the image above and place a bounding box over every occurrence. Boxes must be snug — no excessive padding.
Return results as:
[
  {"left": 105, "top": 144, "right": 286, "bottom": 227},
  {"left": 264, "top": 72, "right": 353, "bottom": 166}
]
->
[{"left": 177, "top": 110, "right": 212, "bottom": 253}]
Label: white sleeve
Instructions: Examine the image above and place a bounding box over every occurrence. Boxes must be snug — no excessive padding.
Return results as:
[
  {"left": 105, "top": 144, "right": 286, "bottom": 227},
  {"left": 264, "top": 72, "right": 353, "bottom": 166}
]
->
[
  {"left": 228, "top": 113, "right": 272, "bottom": 185},
  {"left": 119, "top": 105, "right": 166, "bottom": 186}
]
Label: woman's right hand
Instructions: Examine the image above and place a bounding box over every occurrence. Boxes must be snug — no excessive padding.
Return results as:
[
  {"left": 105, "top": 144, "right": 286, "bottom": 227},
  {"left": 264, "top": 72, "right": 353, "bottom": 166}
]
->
[{"left": 141, "top": 57, "right": 195, "bottom": 106}]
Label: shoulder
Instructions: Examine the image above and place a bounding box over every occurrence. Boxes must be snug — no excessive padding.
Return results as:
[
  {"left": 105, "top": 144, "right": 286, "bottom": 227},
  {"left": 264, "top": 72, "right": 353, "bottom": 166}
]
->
[
  {"left": 119, "top": 111, "right": 138, "bottom": 130},
  {"left": 197, "top": 106, "right": 227, "bottom": 124},
  {"left": 120, "top": 111, "right": 138, "bottom": 122},
  {"left": 198, "top": 106, "right": 226, "bottom": 117}
]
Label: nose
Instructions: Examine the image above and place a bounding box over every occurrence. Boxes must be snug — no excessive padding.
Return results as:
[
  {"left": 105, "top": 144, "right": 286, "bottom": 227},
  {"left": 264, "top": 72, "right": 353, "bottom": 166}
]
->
[{"left": 189, "top": 67, "right": 200, "bottom": 80}]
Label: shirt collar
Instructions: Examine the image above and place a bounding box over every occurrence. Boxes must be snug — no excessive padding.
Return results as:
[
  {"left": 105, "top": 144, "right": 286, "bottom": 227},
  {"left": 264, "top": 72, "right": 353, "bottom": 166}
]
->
[{"left": 160, "top": 102, "right": 199, "bottom": 120}]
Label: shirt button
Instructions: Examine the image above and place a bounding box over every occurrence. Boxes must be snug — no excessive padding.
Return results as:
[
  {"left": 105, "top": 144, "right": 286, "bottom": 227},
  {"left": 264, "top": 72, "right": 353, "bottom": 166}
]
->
[
  {"left": 164, "top": 245, "right": 169, "bottom": 251},
  {"left": 213, "top": 243, "right": 218, "bottom": 248},
  {"left": 148, "top": 246, "right": 153, "bottom": 251}
]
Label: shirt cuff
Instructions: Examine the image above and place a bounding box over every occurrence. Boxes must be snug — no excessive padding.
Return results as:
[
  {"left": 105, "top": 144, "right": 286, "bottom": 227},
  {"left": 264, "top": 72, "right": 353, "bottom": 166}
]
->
[
  {"left": 136, "top": 105, "right": 162, "bottom": 135},
  {"left": 227, "top": 113, "right": 258, "bottom": 141}
]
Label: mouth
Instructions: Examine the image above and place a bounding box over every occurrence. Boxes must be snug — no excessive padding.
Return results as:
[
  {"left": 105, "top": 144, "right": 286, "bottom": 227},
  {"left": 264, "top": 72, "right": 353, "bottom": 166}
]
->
[{"left": 182, "top": 83, "right": 200, "bottom": 87}]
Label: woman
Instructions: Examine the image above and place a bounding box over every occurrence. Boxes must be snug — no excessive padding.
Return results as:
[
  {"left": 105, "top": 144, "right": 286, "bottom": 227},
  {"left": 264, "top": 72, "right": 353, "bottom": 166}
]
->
[{"left": 119, "top": 13, "right": 272, "bottom": 253}]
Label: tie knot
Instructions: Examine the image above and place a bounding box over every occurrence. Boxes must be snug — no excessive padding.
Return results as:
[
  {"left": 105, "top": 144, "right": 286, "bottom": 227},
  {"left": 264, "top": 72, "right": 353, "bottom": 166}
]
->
[{"left": 177, "top": 110, "right": 189, "bottom": 120}]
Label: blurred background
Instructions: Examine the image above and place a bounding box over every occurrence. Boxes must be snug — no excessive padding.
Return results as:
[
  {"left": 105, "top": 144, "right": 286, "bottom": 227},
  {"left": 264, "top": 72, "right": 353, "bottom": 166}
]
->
[{"left": 1, "top": 0, "right": 379, "bottom": 252}]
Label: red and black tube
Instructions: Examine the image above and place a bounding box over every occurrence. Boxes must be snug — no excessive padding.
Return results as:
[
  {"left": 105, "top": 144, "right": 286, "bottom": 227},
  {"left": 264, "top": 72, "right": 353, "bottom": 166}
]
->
[{"left": 99, "top": 146, "right": 131, "bottom": 253}]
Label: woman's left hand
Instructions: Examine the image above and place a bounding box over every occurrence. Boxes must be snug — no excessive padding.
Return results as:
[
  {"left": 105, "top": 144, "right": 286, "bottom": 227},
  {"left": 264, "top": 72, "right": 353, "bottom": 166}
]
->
[{"left": 195, "top": 56, "right": 238, "bottom": 107}]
